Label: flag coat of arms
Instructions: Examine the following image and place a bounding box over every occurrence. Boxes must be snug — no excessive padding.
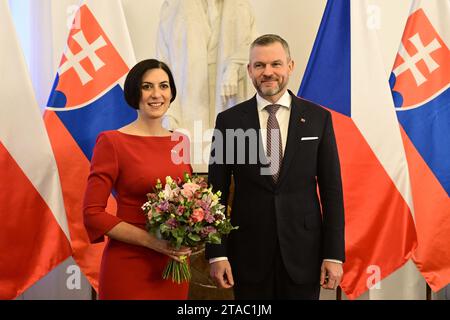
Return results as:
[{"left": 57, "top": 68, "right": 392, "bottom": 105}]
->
[
  {"left": 44, "top": 0, "right": 137, "bottom": 291},
  {"left": 389, "top": 0, "right": 450, "bottom": 292}
]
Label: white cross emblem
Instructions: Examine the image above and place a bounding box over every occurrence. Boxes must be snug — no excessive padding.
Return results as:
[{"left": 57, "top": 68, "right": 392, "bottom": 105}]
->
[
  {"left": 393, "top": 33, "right": 441, "bottom": 86},
  {"left": 59, "top": 30, "right": 107, "bottom": 85}
]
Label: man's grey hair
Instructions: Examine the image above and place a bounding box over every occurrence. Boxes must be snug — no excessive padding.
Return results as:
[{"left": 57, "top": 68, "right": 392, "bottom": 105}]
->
[{"left": 250, "top": 34, "right": 291, "bottom": 60}]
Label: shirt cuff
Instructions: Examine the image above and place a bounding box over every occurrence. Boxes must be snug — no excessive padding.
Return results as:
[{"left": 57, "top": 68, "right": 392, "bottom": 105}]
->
[
  {"left": 209, "top": 257, "right": 228, "bottom": 264},
  {"left": 323, "top": 259, "right": 343, "bottom": 264}
]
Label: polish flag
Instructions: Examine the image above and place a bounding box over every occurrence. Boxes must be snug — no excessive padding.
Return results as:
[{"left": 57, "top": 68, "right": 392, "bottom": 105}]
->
[{"left": 0, "top": 0, "right": 71, "bottom": 299}]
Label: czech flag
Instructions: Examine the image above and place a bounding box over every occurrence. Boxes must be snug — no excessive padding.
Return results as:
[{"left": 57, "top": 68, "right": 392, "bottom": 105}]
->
[{"left": 299, "top": 0, "right": 417, "bottom": 299}]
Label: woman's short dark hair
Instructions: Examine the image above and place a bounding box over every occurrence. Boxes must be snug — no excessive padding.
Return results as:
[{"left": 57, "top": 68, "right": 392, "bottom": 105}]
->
[{"left": 123, "top": 59, "right": 177, "bottom": 109}]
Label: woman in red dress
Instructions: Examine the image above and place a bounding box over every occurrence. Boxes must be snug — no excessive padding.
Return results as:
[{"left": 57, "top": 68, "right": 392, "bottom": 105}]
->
[{"left": 83, "top": 59, "right": 192, "bottom": 299}]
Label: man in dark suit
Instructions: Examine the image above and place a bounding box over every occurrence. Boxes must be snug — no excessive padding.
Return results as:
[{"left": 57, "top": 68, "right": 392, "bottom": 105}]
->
[{"left": 205, "top": 34, "right": 345, "bottom": 299}]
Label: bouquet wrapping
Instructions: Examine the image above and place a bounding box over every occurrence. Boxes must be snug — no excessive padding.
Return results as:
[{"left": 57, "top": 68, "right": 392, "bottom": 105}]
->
[{"left": 142, "top": 173, "right": 238, "bottom": 283}]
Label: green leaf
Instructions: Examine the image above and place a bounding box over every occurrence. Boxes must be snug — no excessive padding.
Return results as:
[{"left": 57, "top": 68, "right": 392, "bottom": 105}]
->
[
  {"left": 208, "top": 233, "right": 222, "bottom": 244},
  {"left": 188, "top": 233, "right": 201, "bottom": 242},
  {"left": 160, "top": 224, "right": 170, "bottom": 234},
  {"left": 193, "top": 224, "right": 203, "bottom": 233}
]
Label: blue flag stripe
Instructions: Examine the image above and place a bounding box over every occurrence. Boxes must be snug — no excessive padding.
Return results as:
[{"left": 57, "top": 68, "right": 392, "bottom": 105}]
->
[
  {"left": 55, "top": 84, "right": 137, "bottom": 160},
  {"left": 298, "top": 0, "right": 351, "bottom": 117},
  {"left": 396, "top": 88, "right": 450, "bottom": 195}
]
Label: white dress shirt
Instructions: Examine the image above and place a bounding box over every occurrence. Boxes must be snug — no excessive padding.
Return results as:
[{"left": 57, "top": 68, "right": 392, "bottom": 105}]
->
[{"left": 256, "top": 90, "right": 292, "bottom": 156}]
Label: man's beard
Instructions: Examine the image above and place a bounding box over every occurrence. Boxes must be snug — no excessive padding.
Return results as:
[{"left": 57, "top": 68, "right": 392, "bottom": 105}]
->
[
  {"left": 260, "top": 86, "right": 281, "bottom": 96},
  {"left": 256, "top": 78, "right": 287, "bottom": 97}
]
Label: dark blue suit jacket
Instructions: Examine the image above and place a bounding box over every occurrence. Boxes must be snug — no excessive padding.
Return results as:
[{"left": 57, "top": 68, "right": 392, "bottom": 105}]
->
[{"left": 206, "top": 90, "right": 345, "bottom": 285}]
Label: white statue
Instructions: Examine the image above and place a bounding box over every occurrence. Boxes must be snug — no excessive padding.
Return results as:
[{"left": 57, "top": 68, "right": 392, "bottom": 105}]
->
[{"left": 156, "top": 0, "right": 256, "bottom": 136}]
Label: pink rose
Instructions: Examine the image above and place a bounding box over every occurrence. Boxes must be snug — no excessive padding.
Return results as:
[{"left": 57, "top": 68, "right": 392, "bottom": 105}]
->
[
  {"left": 181, "top": 182, "right": 201, "bottom": 199},
  {"left": 191, "top": 208, "right": 205, "bottom": 223},
  {"left": 176, "top": 205, "right": 186, "bottom": 216}
]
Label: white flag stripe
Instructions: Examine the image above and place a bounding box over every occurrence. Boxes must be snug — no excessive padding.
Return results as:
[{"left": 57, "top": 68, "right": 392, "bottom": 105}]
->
[
  {"left": 396, "top": 85, "right": 450, "bottom": 111},
  {"left": 351, "top": 0, "right": 414, "bottom": 217},
  {"left": 0, "top": 0, "right": 70, "bottom": 240}
]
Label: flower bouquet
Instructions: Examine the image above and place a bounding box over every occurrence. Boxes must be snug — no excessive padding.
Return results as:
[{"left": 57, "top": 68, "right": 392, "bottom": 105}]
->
[{"left": 141, "top": 173, "right": 238, "bottom": 284}]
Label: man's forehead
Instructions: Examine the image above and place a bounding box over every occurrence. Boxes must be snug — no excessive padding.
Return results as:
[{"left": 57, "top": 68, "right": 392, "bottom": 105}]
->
[{"left": 250, "top": 44, "right": 288, "bottom": 60}]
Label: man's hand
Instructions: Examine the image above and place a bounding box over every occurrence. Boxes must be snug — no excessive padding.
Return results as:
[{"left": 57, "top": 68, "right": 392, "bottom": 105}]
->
[
  {"left": 210, "top": 260, "right": 234, "bottom": 289},
  {"left": 320, "top": 261, "right": 343, "bottom": 290}
]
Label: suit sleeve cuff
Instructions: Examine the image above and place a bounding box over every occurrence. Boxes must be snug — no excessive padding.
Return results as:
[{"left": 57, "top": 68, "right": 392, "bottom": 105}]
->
[
  {"left": 209, "top": 257, "right": 228, "bottom": 264},
  {"left": 323, "top": 259, "right": 343, "bottom": 264}
]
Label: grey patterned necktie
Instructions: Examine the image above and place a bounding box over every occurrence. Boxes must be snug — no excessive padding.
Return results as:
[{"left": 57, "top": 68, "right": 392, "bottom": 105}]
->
[{"left": 265, "top": 104, "right": 283, "bottom": 183}]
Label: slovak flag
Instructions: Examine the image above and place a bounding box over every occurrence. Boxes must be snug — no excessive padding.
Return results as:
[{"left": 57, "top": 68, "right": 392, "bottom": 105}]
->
[
  {"left": 299, "top": 0, "right": 417, "bottom": 299},
  {"left": 390, "top": 0, "right": 450, "bottom": 292},
  {"left": 0, "top": 0, "right": 71, "bottom": 299},
  {"left": 44, "top": 0, "right": 137, "bottom": 291}
]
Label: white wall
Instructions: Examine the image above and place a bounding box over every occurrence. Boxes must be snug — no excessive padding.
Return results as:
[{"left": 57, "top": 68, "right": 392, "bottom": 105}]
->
[
  {"left": 122, "top": 0, "right": 410, "bottom": 96},
  {"left": 122, "top": 0, "right": 326, "bottom": 94}
]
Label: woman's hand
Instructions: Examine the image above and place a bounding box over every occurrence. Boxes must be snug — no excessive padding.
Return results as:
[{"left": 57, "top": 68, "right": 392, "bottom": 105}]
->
[
  {"left": 105, "top": 222, "right": 191, "bottom": 262},
  {"left": 150, "top": 236, "right": 192, "bottom": 262}
]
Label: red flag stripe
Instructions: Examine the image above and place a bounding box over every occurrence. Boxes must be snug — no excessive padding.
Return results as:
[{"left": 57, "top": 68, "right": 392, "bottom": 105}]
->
[
  {"left": 44, "top": 111, "right": 113, "bottom": 291},
  {"left": 0, "top": 143, "right": 72, "bottom": 299},
  {"left": 330, "top": 110, "right": 417, "bottom": 299},
  {"left": 399, "top": 127, "right": 450, "bottom": 291}
]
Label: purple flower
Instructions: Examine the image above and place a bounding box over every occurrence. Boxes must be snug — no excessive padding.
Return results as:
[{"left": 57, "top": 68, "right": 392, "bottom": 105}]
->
[
  {"left": 204, "top": 211, "right": 215, "bottom": 223},
  {"left": 166, "top": 218, "right": 178, "bottom": 229},
  {"left": 200, "top": 200, "right": 211, "bottom": 211},
  {"left": 158, "top": 201, "right": 169, "bottom": 212},
  {"left": 201, "top": 226, "right": 217, "bottom": 237}
]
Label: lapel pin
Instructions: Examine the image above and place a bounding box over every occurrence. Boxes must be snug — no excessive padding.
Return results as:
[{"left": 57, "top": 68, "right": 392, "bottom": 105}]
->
[{"left": 300, "top": 118, "right": 306, "bottom": 123}]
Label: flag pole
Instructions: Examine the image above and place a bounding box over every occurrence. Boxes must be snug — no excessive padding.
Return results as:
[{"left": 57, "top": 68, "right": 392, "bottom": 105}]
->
[
  {"left": 336, "top": 286, "right": 342, "bottom": 300},
  {"left": 91, "top": 286, "right": 97, "bottom": 300}
]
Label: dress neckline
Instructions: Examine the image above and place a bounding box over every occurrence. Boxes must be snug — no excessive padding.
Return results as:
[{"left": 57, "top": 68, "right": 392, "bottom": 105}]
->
[{"left": 116, "top": 130, "right": 173, "bottom": 138}]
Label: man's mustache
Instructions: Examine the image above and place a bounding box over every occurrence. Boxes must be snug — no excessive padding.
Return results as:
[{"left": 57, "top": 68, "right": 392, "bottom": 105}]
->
[{"left": 261, "top": 76, "right": 279, "bottom": 82}]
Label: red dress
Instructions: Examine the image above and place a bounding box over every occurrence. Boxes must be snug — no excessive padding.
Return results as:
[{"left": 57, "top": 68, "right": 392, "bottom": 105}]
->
[{"left": 83, "top": 130, "right": 192, "bottom": 300}]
